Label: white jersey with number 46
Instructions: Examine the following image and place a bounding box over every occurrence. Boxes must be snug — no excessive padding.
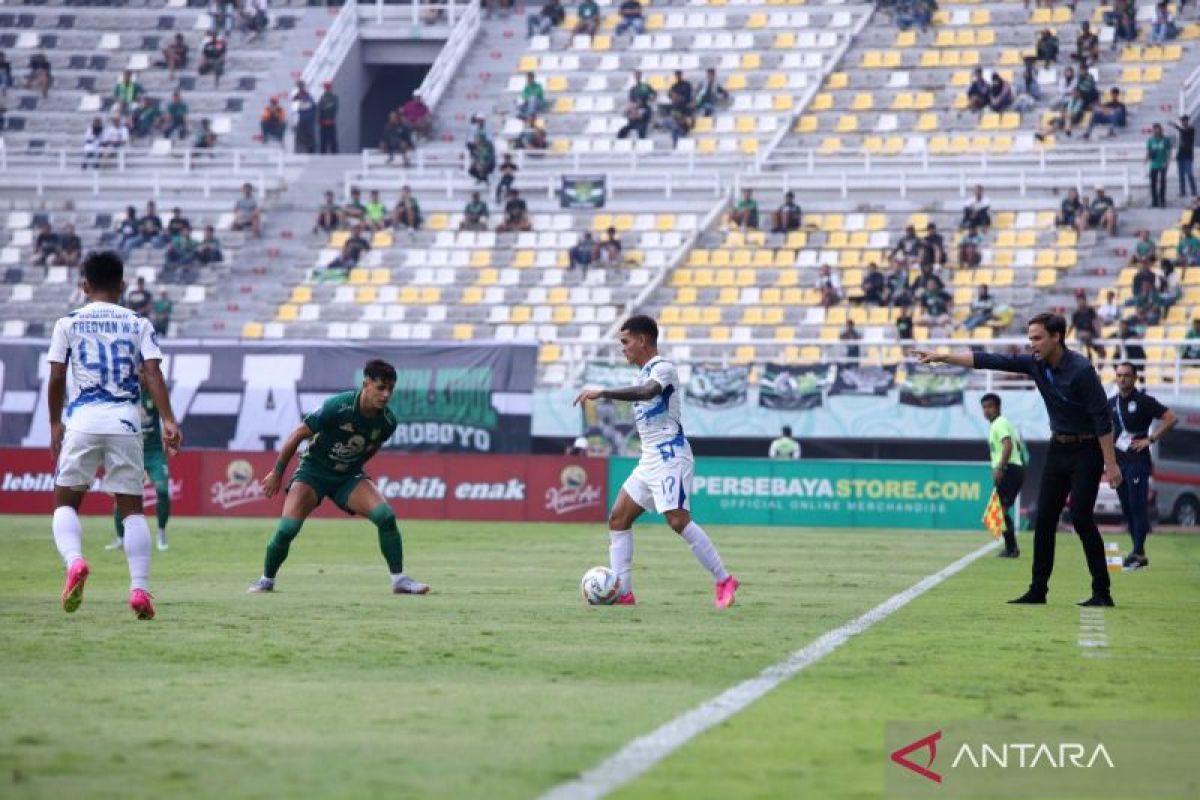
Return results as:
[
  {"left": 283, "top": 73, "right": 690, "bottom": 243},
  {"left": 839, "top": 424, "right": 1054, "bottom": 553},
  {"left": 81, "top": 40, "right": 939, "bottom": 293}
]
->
[{"left": 47, "top": 301, "right": 162, "bottom": 435}]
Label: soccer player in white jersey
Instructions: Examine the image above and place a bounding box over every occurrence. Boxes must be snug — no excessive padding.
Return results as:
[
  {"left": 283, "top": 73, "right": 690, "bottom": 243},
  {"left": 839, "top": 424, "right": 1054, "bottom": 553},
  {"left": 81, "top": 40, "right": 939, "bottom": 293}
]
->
[
  {"left": 47, "top": 251, "right": 182, "bottom": 620},
  {"left": 574, "top": 315, "right": 739, "bottom": 608}
]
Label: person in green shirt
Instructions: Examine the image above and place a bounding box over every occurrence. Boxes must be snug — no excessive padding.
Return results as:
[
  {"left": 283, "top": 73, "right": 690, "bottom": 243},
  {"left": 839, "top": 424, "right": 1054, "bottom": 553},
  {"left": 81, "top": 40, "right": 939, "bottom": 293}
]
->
[
  {"left": 1133, "top": 230, "right": 1156, "bottom": 266},
  {"left": 247, "top": 360, "right": 429, "bottom": 595},
  {"left": 516, "top": 72, "right": 548, "bottom": 120},
  {"left": 460, "top": 191, "right": 489, "bottom": 231},
  {"left": 112, "top": 69, "right": 143, "bottom": 113},
  {"left": 162, "top": 91, "right": 189, "bottom": 140},
  {"left": 364, "top": 189, "right": 387, "bottom": 231},
  {"left": 982, "top": 392, "right": 1026, "bottom": 558},
  {"left": 151, "top": 291, "right": 172, "bottom": 335},
  {"left": 106, "top": 370, "right": 171, "bottom": 552},
  {"left": 730, "top": 188, "right": 759, "bottom": 230},
  {"left": 768, "top": 426, "right": 800, "bottom": 460},
  {"left": 1178, "top": 224, "right": 1200, "bottom": 267},
  {"left": 1147, "top": 122, "right": 1172, "bottom": 208},
  {"left": 575, "top": 0, "right": 600, "bottom": 35},
  {"left": 1182, "top": 317, "right": 1200, "bottom": 361}
]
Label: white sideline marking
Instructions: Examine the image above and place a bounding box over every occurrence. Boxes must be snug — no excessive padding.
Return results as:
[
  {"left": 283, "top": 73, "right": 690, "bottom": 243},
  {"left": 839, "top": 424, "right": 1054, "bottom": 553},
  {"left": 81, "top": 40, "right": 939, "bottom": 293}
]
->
[{"left": 540, "top": 539, "right": 1002, "bottom": 800}]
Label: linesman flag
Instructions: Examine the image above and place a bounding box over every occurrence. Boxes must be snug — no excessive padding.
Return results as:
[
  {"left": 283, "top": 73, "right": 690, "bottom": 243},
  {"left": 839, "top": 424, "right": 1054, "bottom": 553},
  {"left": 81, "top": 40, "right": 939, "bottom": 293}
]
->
[{"left": 982, "top": 489, "right": 1005, "bottom": 539}]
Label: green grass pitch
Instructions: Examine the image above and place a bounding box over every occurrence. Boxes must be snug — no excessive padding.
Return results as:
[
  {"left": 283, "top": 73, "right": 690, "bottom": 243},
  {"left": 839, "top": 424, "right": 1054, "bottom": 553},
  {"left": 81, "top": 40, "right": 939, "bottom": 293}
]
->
[{"left": 1, "top": 515, "right": 1196, "bottom": 799}]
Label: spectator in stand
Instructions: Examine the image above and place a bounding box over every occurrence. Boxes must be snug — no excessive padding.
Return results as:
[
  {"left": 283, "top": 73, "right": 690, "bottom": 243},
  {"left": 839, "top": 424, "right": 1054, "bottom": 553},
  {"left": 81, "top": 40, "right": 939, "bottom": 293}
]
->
[
  {"left": 663, "top": 104, "right": 692, "bottom": 148},
  {"left": 243, "top": 0, "right": 270, "bottom": 42},
  {"left": 1147, "top": 123, "right": 1172, "bottom": 209},
  {"left": 381, "top": 111, "right": 414, "bottom": 166},
  {"left": 730, "top": 189, "right": 759, "bottom": 230},
  {"left": 30, "top": 223, "right": 60, "bottom": 269},
  {"left": 694, "top": 68, "right": 730, "bottom": 117},
  {"left": 1057, "top": 188, "right": 1083, "bottom": 228},
  {"left": 527, "top": 0, "right": 565, "bottom": 38},
  {"left": 364, "top": 190, "right": 387, "bottom": 231},
  {"left": 197, "top": 225, "right": 223, "bottom": 265},
  {"left": 160, "top": 34, "right": 189, "bottom": 80},
  {"left": 498, "top": 189, "right": 531, "bottom": 232},
  {"left": 958, "top": 224, "right": 983, "bottom": 268},
  {"left": 891, "top": 224, "right": 921, "bottom": 261},
  {"left": 163, "top": 207, "right": 190, "bottom": 245},
  {"left": 327, "top": 225, "right": 371, "bottom": 274},
  {"left": 391, "top": 186, "right": 422, "bottom": 231},
  {"left": 895, "top": 304, "right": 915, "bottom": 340},
  {"left": 165, "top": 223, "right": 197, "bottom": 270},
  {"left": 1151, "top": 0, "right": 1178, "bottom": 43},
  {"left": 260, "top": 96, "right": 286, "bottom": 144},
  {"left": 100, "top": 115, "right": 130, "bottom": 163},
  {"left": 1114, "top": 0, "right": 1138, "bottom": 43},
  {"left": 960, "top": 185, "right": 991, "bottom": 229},
  {"left": 1075, "top": 65, "right": 1099, "bottom": 108},
  {"left": 56, "top": 223, "right": 81, "bottom": 267},
  {"left": 1181, "top": 317, "right": 1200, "bottom": 362},
  {"left": 112, "top": 70, "right": 142, "bottom": 115},
  {"left": 468, "top": 133, "right": 497, "bottom": 184},
  {"left": 628, "top": 69, "right": 656, "bottom": 105},
  {"left": 617, "top": 99, "right": 651, "bottom": 140},
  {"left": 0, "top": 50, "right": 13, "bottom": 92},
  {"left": 160, "top": 91, "right": 189, "bottom": 140},
  {"left": 151, "top": 291, "right": 172, "bottom": 336},
  {"left": 1178, "top": 224, "right": 1200, "bottom": 267},
  {"left": 460, "top": 192, "right": 489, "bottom": 232},
  {"left": 199, "top": 32, "right": 226, "bottom": 88},
  {"left": 1083, "top": 88, "right": 1126, "bottom": 140},
  {"left": 105, "top": 206, "right": 140, "bottom": 253},
  {"left": 1132, "top": 229, "right": 1157, "bottom": 267},
  {"left": 495, "top": 153, "right": 516, "bottom": 202},
  {"left": 1098, "top": 289, "right": 1121, "bottom": 328},
  {"left": 516, "top": 72, "right": 548, "bottom": 120},
  {"left": 817, "top": 264, "right": 842, "bottom": 308},
  {"left": 341, "top": 187, "right": 366, "bottom": 226},
  {"left": 1113, "top": 319, "right": 1148, "bottom": 368},
  {"left": 771, "top": 192, "right": 802, "bottom": 233},
  {"left": 515, "top": 114, "right": 548, "bottom": 150},
  {"left": 1081, "top": 186, "right": 1118, "bottom": 235},
  {"left": 920, "top": 222, "right": 946, "bottom": 269},
  {"left": 401, "top": 92, "right": 433, "bottom": 140},
  {"left": 966, "top": 68, "right": 990, "bottom": 112},
  {"left": 987, "top": 72, "right": 1014, "bottom": 113},
  {"left": 1014, "top": 59, "right": 1041, "bottom": 109},
  {"left": 668, "top": 70, "right": 693, "bottom": 113},
  {"left": 1049, "top": 65, "right": 1077, "bottom": 114},
  {"left": 1039, "top": 86, "right": 1087, "bottom": 141},
  {"left": 318, "top": 82, "right": 339, "bottom": 154},
  {"left": 291, "top": 80, "right": 317, "bottom": 154},
  {"left": 858, "top": 261, "right": 885, "bottom": 305},
  {"left": 883, "top": 259, "right": 911, "bottom": 307},
  {"left": 26, "top": 52, "right": 51, "bottom": 98},
  {"left": 962, "top": 284, "right": 995, "bottom": 331},
  {"left": 1131, "top": 256, "right": 1156, "bottom": 298},
  {"left": 232, "top": 183, "right": 263, "bottom": 237},
  {"left": 1069, "top": 290, "right": 1106, "bottom": 363},
  {"left": 193, "top": 118, "right": 217, "bottom": 150},
  {"left": 1074, "top": 21, "right": 1099, "bottom": 65},
  {"left": 569, "top": 232, "right": 596, "bottom": 275},
  {"left": 839, "top": 319, "right": 862, "bottom": 365},
  {"left": 1036, "top": 28, "right": 1059, "bottom": 65},
  {"left": 136, "top": 201, "right": 164, "bottom": 249},
  {"left": 575, "top": 0, "right": 600, "bottom": 35},
  {"left": 314, "top": 190, "right": 340, "bottom": 233},
  {"left": 1171, "top": 115, "right": 1195, "bottom": 199},
  {"left": 910, "top": 261, "right": 944, "bottom": 296},
  {"left": 1189, "top": 197, "right": 1200, "bottom": 229},
  {"left": 130, "top": 96, "right": 160, "bottom": 140},
  {"left": 1159, "top": 261, "right": 1182, "bottom": 308},
  {"left": 918, "top": 277, "right": 952, "bottom": 327},
  {"left": 125, "top": 277, "right": 152, "bottom": 317},
  {"left": 595, "top": 227, "right": 623, "bottom": 268},
  {"left": 615, "top": 0, "right": 645, "bottom": 36}
]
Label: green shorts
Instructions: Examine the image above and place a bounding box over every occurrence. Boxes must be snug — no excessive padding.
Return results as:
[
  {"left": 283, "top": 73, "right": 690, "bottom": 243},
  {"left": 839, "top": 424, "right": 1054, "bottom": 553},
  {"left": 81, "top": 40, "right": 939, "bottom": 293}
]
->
[
  {"left": 143, "top": 447, "right": 169, "bottom": 490},
  {"left": 289, "top": 464, "right": 366, "bottom": 514}
]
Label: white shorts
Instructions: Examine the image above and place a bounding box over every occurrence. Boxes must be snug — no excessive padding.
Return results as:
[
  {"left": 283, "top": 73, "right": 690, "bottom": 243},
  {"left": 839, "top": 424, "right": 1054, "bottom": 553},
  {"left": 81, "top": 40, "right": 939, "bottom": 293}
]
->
[
  {"left": 622, "top": 454, "right": 694, "bottom": 514},
  {"left": 56, "top": 430, "right": 145, "bottom": 496}
]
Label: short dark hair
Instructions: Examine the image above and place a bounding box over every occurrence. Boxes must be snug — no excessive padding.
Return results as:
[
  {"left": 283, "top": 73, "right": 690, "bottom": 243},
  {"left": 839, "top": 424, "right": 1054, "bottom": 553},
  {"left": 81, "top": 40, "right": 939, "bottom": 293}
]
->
[
  {"left": 83, "top": 250, "right": 124, "bottom": 292},
  {"left": 1027, "top": 312, "right": 1067, "bottom": 343},
  {"left": 363, "top": 359, "right": 397, "bottom": 383},
  {"left": 980, "top": 393, "right": 1001, "bottom": 408},
  {"left": 1116, "top": 361, "right": 1139, "bottom": 376},
  {"left": 781, "top": 425, "right": 792, "bottom": 437},
  {"left": 620, "top": 314, "right": 658, "bottom": 344}
]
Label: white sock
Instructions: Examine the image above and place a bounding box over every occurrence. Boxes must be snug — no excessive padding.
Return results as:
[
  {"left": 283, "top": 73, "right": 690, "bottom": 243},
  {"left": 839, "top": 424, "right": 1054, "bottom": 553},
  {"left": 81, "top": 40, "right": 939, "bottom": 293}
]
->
[
  {"left": 390, "top": 572, "right": 405, "bottom": 586},
  {"left": 609, "top": 529, "right": 633, "bottom": 596},
  {"left": 52, "top": 506, "right": 84, "bottom": 567},
  {"left": 679, "top": 521, "right": 730, "bottom": 583},
  {"left": 122, "top": 514, "right": 152, "bottom": 592}
]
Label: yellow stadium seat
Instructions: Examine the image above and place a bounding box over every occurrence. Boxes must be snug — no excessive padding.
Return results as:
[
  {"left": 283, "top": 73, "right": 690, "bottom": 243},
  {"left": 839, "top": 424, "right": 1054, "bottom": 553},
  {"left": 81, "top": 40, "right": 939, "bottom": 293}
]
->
[
  {"left": 851, "top": 92, "right": 874, "bottom": 111},
  {"left": 835, "top": 115, "right": 858, "bottom": 133},
  {"left": 276, "top": 304, "right": 299, "bottom": 322},
  {"left": 818, "top": 137, "right": 842, "bottom": 154},
  {"left": 740, "top": 53, "right": 761, "bottom": 70},
  {"left": 356, "top": 287, "right": 377, "bottom": 304},
  {"left": 747, "top": 11, "right": 767, "bottom": 28},
  {"left": 290, "top": 286, "right": 312, "bottom": 303},
  {"left": 348, "top": 269, "right": 369, "bottom": 285},
  {"left": 811, "top": 93, "right": 833, "bottom": 111},
  {"left": 895, "top": 30, "right": 916, "bottom": 48},
  {"left": 916, "top": 112, "right": 939, "bottom": 132},
  {"left": 774, "top": 32, "right": 796, "bottom": 48},
  {"left": 242, "top": 321, "right": 264, "bottom": 338},
  {"left": 773, "top": 95, "right": 793, "bottom": 111},
  {"left": 726, "top": 73, "right": 747, "bottom": 91},
  {"left": 426, "top": 214, "right": 448, "bottom": 231},
  {"left": 795, "top": 116, "right": 818, "bottom": 133},
  {"left": 827, "top": 73, "right": 849, "bottom": 90},
  {"left": 453, "top": 324, "right": 474, "bottom": 341},
  {"left": 538, "top": 344, "right": 562, "bottom": 364}
]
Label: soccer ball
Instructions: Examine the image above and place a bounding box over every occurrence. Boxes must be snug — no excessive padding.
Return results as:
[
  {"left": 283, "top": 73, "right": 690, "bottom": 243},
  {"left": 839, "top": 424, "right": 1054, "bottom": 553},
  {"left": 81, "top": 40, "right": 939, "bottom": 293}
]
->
[{"left": 580, "top": 566, "right": 621, "bottom": 605}]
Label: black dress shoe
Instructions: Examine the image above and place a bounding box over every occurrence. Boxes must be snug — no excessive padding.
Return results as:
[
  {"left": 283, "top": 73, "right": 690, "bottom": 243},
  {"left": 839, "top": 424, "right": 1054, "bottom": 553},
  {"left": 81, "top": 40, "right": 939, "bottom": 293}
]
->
[
  {"left": 1008, "top": 591, "right": 1046, "bottom": 604},
  {"left": 997, "top": 548, "right": 1020, "bottom": 558},
  {"left": 1077, "top": 595, "right": 1115, "bottom": 607}
]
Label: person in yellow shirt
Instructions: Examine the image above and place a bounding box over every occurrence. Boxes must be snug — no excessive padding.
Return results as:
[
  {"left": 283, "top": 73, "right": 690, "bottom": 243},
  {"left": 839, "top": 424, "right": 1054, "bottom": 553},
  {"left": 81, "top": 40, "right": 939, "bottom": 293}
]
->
[{"left": 982, "top": 393, "right": 1025, "bottom": 558}]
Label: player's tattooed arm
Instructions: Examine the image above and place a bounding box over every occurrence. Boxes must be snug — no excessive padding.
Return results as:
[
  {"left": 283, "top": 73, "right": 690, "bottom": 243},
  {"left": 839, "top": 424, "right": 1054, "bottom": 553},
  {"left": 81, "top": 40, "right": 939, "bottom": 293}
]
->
[{"left": 573, "top": 380, "right": 663, "bottom": 406}]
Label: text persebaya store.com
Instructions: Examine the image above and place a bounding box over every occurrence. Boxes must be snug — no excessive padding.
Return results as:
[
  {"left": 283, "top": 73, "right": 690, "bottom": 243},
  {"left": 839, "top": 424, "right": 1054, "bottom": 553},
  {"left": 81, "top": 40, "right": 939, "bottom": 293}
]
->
[{"left": 694, "top": 477, "right": 983, "bottom": 513}]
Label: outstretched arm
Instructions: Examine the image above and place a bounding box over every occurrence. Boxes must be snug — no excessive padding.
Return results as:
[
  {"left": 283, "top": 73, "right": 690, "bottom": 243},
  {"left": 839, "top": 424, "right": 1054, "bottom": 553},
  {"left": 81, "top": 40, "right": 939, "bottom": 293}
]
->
[
  {"left": 909, "top": 350, "right": 976, "bottom": 368},
  {"left": 261, "top": 422, "right": 314, "bottom": 497},
  {"left": 573, "top": 380, "right": 663, "bottom": 406}
]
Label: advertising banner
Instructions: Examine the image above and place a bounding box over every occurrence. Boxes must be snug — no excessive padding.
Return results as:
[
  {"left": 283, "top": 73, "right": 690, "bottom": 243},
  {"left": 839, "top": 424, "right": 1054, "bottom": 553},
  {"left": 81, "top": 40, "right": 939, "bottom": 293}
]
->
[
  {"left": 559, "top": 175, "right": 607, "bottom": 209},
  {"left": 830, "top": 364, "right": 897, "bottom": 397},
  {"left": 0, "top": 340, "right": 537, "bottom": 453},
  {"left": 579, "top": 362, "right": 641, "bottom": 457},
  {"left": 608, "top": 457, "right": 991, "bottom": 529},
  {"left": 758, "top": 363, "right": 827, "bottom": 410},
  {"left": 898, "top": 362, "right": 970, "bottom": 408},
  {"left": 685, "top": 364, "right": 751, "bottom": 410},
  {"left": 0, "top": 448, "right": 607, "bottom": 522}
]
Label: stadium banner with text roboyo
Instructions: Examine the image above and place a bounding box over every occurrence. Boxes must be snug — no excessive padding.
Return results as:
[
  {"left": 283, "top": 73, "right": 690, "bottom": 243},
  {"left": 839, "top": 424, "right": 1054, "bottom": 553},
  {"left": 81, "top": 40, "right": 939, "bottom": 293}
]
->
[
  {"left": 0, "top": 339, "right": 536, "bottom": 453},
  {"left": 0, "top": 448, "right": 607, "bottom": 521},
  {"left": 607, "top": 457, "right": 991, "bottom": 529}
]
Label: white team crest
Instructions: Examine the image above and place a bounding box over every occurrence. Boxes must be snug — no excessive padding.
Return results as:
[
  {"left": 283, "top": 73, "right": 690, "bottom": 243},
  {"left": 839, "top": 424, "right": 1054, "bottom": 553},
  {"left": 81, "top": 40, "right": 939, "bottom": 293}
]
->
[{"left": 1128, "top": 401, "right": 1137, "bottom": 413}]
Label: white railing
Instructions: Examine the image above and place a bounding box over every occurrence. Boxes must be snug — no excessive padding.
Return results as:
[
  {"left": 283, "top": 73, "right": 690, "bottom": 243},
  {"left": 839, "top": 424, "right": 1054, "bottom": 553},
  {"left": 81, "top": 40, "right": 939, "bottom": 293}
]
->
[
  {"left": 768, "top": 141, "right": 1147, "bottom": 174},
  {"left": 0, "top": 169, "right": 271, "bottom": 199},
  {"left": 0, "top": 147, "right": 294, "bottom": 176},
  {"left": 415, "top": 0, "right": 481, "bottom": 111},
  {"left": 1179, "top": 59, "right": 1200, "bottom": 119},
  {"left": 302, "top": 0, "right": 359, "bottom": 90},
  {"left": 362, "top": 0, "right": 467, "bottom": 29}
]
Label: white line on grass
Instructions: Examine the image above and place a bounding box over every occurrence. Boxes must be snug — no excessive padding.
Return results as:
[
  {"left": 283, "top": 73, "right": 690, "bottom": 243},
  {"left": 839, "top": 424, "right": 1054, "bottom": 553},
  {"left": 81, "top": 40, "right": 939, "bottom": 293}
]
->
[{"left": 540, "top": 538, "right": 1003, "bottom": 800}]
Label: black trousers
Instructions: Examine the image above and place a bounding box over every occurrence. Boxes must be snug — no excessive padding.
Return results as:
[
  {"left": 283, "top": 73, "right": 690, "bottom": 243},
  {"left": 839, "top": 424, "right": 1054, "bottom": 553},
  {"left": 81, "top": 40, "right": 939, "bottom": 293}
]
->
[
  {"left": 320, "top": 124, "right": 338, "bottom": 154},
  {"left": 1030, "top": 439, "right": 1109, "bottom": 597},
  {"left": 1150, "top": 166, "right": 1167, "bottom": 207},
  {"left": 996, "top": 464, "right": 1025, "bottom": 553}
]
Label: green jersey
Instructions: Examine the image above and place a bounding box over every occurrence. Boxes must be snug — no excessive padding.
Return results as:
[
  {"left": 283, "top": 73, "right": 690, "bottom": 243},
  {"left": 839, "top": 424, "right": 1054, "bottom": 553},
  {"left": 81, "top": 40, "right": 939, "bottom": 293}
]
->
[
  {"left": 769, "top": 436, "right": 800, "bottom": 459},
  {"left": 301, "top": 390, "right": 396, "bottom": 476},
  {"left": 138, "top": 393, "right": 162, "bottom": 448},
  {"left": 1147, "top": 135, "right": 1171, "bottom": 170},
  {"left": 987, "top": 415, "right": 1025, "bottom": 469}
]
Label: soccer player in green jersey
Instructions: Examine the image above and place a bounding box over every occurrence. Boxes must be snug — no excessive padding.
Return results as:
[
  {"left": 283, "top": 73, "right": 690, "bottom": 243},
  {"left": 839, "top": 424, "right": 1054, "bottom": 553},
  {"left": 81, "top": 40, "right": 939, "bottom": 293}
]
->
[
  {"left": 106, "top": 370, "right": 171, "bottom": 552},
  {"left": 246, "top": 359, "right": 429, "bottom": 595}
]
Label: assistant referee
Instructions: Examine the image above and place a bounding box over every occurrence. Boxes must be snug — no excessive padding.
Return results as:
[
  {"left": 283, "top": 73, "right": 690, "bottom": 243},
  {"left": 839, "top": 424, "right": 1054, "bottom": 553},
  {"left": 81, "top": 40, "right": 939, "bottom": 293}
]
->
[{"left": 914, "top": 312, "right": 1122, "bottom": 607}]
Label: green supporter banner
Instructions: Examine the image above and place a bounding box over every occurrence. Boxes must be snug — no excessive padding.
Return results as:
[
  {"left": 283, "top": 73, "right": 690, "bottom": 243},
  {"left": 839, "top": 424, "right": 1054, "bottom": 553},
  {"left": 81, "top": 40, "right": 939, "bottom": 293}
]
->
[{"left": 607, "top": 457, "right": 992, "bottom": 530}]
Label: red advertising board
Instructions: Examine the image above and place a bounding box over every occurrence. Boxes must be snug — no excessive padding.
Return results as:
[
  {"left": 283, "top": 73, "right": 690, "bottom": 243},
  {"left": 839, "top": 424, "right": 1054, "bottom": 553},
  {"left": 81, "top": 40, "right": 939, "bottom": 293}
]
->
[{"left": 0, "top": 449, "right": 607, "bottom": 523}]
